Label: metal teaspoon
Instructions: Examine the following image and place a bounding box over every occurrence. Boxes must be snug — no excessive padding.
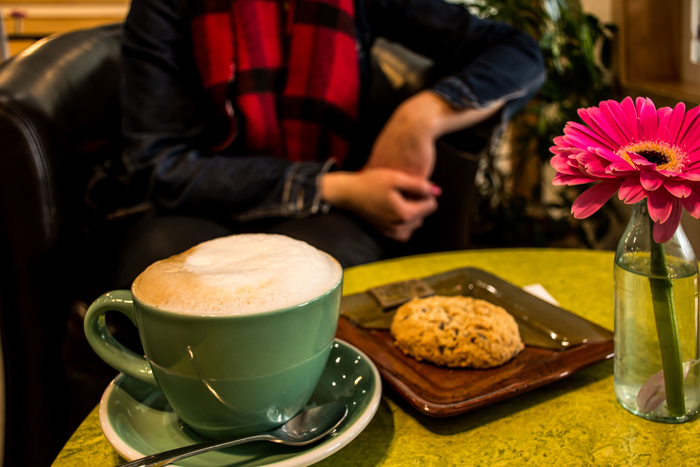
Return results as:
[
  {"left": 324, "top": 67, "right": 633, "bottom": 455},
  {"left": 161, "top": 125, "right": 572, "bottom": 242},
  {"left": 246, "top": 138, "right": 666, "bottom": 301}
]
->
[{"left": 115, "top": 402, "right": 348, "bottom": 467}]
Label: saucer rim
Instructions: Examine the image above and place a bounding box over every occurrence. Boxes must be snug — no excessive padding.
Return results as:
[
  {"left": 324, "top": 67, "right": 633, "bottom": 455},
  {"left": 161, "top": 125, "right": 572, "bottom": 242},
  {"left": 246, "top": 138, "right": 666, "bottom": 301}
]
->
[{"left": 98, "top": 338, "right": 382, "bottom": 467}]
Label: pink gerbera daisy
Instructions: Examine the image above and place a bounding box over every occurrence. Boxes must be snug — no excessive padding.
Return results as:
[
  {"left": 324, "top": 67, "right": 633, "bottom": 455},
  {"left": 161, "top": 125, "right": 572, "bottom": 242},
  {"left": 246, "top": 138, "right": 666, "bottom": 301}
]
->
[{"left": 550, "top": 96, "right": 700, "bottom": 243}]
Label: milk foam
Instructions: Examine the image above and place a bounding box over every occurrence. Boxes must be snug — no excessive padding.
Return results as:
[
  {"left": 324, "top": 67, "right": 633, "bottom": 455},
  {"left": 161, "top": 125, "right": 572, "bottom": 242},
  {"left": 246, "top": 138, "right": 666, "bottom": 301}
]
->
[{"left": 132, "top": 234, "right": 342, "bottom": 315}]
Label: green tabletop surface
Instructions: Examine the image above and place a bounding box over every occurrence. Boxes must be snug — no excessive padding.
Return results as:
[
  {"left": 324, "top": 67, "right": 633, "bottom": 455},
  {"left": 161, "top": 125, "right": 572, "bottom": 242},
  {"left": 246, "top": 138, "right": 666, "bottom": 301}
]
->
[{"left": 52, "top": 248, "right": 700, "bottom": 467}]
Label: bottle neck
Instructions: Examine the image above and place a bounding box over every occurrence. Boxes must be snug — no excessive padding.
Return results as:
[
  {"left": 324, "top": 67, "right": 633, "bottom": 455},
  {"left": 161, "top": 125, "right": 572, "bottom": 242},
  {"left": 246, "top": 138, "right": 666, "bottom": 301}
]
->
[{"left": 616, "top": 200, "right": 697, "bottom": 274}]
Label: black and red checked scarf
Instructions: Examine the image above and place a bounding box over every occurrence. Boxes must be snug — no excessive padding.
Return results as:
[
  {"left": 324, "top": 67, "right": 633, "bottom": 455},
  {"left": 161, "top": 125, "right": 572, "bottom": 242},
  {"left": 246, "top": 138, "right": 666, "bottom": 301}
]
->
[{"left": 191, "top": 0, "right": 359, "bottom": 165}]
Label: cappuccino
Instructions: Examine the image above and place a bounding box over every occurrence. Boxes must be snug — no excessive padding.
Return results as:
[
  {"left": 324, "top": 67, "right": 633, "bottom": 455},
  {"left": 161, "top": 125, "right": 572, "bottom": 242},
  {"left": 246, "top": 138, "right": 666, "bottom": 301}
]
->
[{"left": 132, "top": 234, "right": 342, "bottom": 316}]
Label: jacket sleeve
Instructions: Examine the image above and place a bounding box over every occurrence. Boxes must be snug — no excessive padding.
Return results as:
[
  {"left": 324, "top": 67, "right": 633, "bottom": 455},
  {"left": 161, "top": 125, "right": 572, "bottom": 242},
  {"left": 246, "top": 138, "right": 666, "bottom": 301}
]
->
[
  {"left": 364, "top": 0, "right": 545, "bottom": 121},
  {"left": 121, "top": 0, "right": 332, "bottom": 221}
]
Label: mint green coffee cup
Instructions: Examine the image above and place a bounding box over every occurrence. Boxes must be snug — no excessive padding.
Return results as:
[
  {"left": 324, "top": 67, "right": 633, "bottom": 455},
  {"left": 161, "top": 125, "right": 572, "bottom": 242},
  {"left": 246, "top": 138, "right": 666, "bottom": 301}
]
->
[{"left": 84, "top": 256, "right": 342, "bottom": 439}]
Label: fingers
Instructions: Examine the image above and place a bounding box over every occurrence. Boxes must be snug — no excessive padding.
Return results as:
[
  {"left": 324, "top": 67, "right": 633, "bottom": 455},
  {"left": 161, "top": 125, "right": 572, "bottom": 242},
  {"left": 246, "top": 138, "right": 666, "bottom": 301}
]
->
[
  {"left": 385, "top": 191, "right": 437, "bottom": 225},
  {"left": 380, "top": 216, "right": 425, "bottom": 242},
  {"left": 401, "top": 196, "right": 438, "bottom": 223},
  {"left": 391, "top": 171, "right": 442, "bottom": 198},
  {"left": 348, "top": 168, "right": 440, "bottom": 242},
  {"left": 381, "top": 195, "right": 436, "bottom": 242},
  {"left": 396, "top": 217, "right": 425, "bottom": 242}
]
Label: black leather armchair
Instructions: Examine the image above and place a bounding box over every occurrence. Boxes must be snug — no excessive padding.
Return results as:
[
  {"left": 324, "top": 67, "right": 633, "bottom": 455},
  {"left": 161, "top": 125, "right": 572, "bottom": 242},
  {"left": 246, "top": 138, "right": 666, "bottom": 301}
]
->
[
  {"left": 0, "top": 24, "right": 124, "bottom": 467},
  {"left": 0, "top": 24, "right": 487, "bottom": 466}
]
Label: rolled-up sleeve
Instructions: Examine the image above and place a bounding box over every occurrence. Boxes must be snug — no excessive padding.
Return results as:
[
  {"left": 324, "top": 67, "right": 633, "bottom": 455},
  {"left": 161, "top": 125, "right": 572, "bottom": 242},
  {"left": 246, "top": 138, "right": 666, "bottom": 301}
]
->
[{"left": 365, "top": 0, "right": 545, "bottom": 121}]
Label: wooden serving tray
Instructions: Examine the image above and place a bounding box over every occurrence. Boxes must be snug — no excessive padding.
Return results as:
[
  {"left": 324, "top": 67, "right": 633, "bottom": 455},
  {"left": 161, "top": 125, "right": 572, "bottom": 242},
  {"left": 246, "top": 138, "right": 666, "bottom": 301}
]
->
[{"left": 335, "top": 268, "right": 614, "bottom": 417}]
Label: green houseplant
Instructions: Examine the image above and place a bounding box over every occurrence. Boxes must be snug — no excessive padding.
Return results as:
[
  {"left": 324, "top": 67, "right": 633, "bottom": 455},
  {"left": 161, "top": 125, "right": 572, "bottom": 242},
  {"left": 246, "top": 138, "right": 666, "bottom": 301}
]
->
[{"left": 464, "top": 0, "right": 615, "bottom": 247}]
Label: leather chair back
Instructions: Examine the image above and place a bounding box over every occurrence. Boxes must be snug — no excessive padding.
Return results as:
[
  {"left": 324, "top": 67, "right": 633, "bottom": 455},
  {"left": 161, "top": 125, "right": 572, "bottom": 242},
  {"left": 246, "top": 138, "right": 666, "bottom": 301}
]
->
[{"left": 0, "top": 23, "right": 122, "bottom": 467}]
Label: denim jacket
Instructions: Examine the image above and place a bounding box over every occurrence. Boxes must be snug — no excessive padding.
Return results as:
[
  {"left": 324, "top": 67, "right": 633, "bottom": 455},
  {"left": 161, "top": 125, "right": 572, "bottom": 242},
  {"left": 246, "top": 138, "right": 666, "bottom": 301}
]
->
[{"left": 120, "top": 0, "right": 545, "bottom": 221}]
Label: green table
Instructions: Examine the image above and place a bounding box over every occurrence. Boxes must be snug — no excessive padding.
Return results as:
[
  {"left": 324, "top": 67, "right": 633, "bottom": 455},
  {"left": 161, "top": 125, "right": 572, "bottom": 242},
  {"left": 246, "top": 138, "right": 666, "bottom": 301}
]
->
[{"left": 52, "top": 249, "right": 700, "bottom": 466}]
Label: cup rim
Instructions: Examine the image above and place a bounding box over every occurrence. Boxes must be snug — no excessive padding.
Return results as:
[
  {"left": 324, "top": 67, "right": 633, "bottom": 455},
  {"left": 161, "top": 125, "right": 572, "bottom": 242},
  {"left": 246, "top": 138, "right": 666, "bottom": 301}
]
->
[{"left": 131, "top": 272, "right": 343, "bottom": 320}]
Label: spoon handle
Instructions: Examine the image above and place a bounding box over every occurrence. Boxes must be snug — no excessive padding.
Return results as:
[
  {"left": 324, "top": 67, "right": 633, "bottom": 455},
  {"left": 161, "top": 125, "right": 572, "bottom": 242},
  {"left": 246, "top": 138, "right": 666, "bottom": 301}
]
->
[{"left": 115, "top": 433, "right": 276, "bottom": 467}]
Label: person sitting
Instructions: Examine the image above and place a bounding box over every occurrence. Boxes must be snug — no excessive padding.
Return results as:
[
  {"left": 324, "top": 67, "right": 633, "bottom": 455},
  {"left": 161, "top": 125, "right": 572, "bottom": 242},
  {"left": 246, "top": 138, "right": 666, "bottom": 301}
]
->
[{"left": 113, "top": 0, "right": 546, "bottom": 280}]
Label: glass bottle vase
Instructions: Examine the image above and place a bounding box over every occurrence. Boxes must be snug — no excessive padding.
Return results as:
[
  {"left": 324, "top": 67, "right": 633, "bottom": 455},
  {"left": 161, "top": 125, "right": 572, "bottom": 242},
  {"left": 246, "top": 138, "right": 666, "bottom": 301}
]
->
[{"left": 614, "top": 201, "right": 700, "bottom": 423}]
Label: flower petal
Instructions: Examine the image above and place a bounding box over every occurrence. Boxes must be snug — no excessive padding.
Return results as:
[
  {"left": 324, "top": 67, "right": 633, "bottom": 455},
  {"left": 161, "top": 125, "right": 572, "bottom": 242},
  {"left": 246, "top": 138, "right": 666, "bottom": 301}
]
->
[
  {"left": 565, "top": 122, "right": 617, "bottom": 151},
  {"left": 553, "top": 156, "right": 579, "bottom": 170},
  {"left": 684, "top": 156, "right": 700, "bottom": 168},
  {"left": 619, "top": 176, "right": 647, "bottom": 203},
  {"left": 676, "top": 105, "right": 700, "bottom": 146},
  {"left": 576, "top": 151, "right": 607, "bottom": 165},
  {"left": 583, "top": 164, "right": 617, "bottom": 179},
  {"left": 563, "top": 133, "right": 609, "bottom": 153},
  {"left": 602, "top": 100, "right": 636, "bottom": 143},
  {"left": 640, "top": 170, "right": 664, "bottom": 191},
  {"left": 578, "top": 107, "right": 628, "bottom": 149},
  {"left": 577, "top": 108, "right": 621, "bottom": 148},
  {"left": 587, "top": 106, "right": 629, "bottom": 147},
  {"left": 637, "top": 368, "right": 669, "bottom": 413},
  {"left": 553, "top": 135, "right": 567, "bottom": 147},
  {"left": 682, "top": 187, "right": 700, "bottom": 218},
  {"left": 647, "top": 186, "right": 674, "bottom": 223},
  {"left": 637, "top": 360, "right": 695, "bottom": 413},
  {"left": 594, "top": 147, "right": 625, "bottom": 163},
  {"left": 550, "top": 145, "right": 578, "bottom": 156},
  {"left": 666, "top": 102, "right": 686, "bottom": 144},
  {"left": 678, "top": 169, "right": 700, "bottom": 181},
  {"left": 571, "top": 182, "right": 621, "bottom": 218},
  {"left": 680, "top": 115, "right": 700, "bottom": 156},
  {"left": 567, "top": 157, "right": 583, "bottom": 169},
  {"left": 606, "top": 162, "right": 637, "bottom": 176},
  {"left": 653, "top": 198, "right": 683, "bottom": 243},
  {"left": 656, "top": 107, "right": 673, "bottom": 141},
  {"left": 628, "top": 152, "right": 656, "bottom": 167},
  {"left": 551, "top": 155, "right": 579, "bottom": 174},
  {"left": 553, "top": 174, "right": 599, "bottom": 185},
  {"left": 639, "top": 98, "right": 658, "bottom": 140},
  {"left": 576, "top": 153, "right": 621, "bottom": 179},
  {"left": 664, "top": 179, "right": 692, "bottom": 198},
  {"left": 619, "top": 97, "right": 639, "bottom": 142},
  {"left": 657, "top": 169, "right": 679, "bottom": 177}
]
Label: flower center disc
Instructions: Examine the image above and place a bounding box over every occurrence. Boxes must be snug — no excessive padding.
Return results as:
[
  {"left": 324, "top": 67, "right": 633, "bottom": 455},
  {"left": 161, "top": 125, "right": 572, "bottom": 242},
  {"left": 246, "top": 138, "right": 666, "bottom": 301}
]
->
[
  {"left": 637, "top": 150, "right": 668, "bottom": 165},
  {"left": 617, "top": 141, "right": 686, "bottom": 173}
]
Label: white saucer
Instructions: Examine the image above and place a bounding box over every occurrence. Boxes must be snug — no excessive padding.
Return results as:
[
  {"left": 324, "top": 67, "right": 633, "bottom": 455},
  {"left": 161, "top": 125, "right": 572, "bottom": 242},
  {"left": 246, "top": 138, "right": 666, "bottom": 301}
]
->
[{"left": 99, "top": 339, "right": 381, "bottom": 467}]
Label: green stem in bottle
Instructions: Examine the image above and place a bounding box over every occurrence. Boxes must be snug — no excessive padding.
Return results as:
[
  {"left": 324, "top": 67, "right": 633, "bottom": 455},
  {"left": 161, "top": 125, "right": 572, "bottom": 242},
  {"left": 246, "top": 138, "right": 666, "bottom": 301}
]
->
[{"left": 648, "top": 213, "right": 686, "bottom": 416}]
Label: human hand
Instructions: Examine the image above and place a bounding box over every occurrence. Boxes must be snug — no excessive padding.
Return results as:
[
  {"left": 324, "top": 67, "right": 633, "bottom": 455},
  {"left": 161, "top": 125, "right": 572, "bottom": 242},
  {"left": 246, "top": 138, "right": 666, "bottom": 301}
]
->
[{"left": 321, "top": 168, "right": 441, "bottom": 242}]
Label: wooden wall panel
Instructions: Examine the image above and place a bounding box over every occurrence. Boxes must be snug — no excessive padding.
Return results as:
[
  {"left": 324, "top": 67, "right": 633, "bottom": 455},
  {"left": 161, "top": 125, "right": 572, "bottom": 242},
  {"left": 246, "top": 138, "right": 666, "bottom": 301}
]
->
[
  {"left": 622, "top": 0, "right": 681, "bottom": 82},
  {"left": 4, "top": 17, "right": 122, "bottom": 34},
  {"left": 1, "top": 3, "right": 128, "bottom": 57}
]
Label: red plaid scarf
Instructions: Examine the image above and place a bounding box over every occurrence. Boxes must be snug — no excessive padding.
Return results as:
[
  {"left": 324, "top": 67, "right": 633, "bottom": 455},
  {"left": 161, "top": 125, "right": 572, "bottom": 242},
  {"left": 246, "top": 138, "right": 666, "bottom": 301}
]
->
[{"left": 191, "top": 0, "right": 359, "bottom": 165}]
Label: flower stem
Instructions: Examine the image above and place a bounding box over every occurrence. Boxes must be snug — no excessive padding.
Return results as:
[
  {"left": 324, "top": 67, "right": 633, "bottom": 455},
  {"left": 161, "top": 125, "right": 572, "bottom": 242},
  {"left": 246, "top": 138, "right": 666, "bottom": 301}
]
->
[{"left": 648, "top": 222, "right": 686, "bottom": 416}]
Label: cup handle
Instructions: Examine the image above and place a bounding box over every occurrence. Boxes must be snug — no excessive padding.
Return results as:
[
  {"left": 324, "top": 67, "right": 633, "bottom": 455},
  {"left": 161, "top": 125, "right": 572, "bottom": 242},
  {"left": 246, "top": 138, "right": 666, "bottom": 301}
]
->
[{"left": 84, "top": 290, "right": 159, "bottom": 388}]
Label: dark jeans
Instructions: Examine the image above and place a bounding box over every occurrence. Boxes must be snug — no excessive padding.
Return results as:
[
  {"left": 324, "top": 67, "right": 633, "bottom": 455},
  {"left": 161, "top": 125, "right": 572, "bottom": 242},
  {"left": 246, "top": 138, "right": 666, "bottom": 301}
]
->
[{"left": 114, "top": 210, "right": 392, "bottom": 288}]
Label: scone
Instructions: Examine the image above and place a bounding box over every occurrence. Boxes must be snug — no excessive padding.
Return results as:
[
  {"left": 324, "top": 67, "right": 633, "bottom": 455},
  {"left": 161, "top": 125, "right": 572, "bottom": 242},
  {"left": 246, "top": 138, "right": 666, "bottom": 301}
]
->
[{"left": 390, "top": 295, "right": 524, "bottom": 368}]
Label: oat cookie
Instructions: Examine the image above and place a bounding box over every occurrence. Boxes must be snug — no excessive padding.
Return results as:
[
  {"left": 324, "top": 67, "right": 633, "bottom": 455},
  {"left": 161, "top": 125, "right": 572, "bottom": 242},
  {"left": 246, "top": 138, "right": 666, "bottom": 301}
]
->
[{"left": 390, "top": 295, "right": 524, "bottom": 368}]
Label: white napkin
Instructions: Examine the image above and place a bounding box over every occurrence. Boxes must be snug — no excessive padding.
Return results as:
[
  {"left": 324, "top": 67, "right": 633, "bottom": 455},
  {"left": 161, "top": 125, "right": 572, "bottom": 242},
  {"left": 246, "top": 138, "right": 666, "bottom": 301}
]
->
[{"left": 522, "top": 283, "right": 560, "bottom": 306}]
